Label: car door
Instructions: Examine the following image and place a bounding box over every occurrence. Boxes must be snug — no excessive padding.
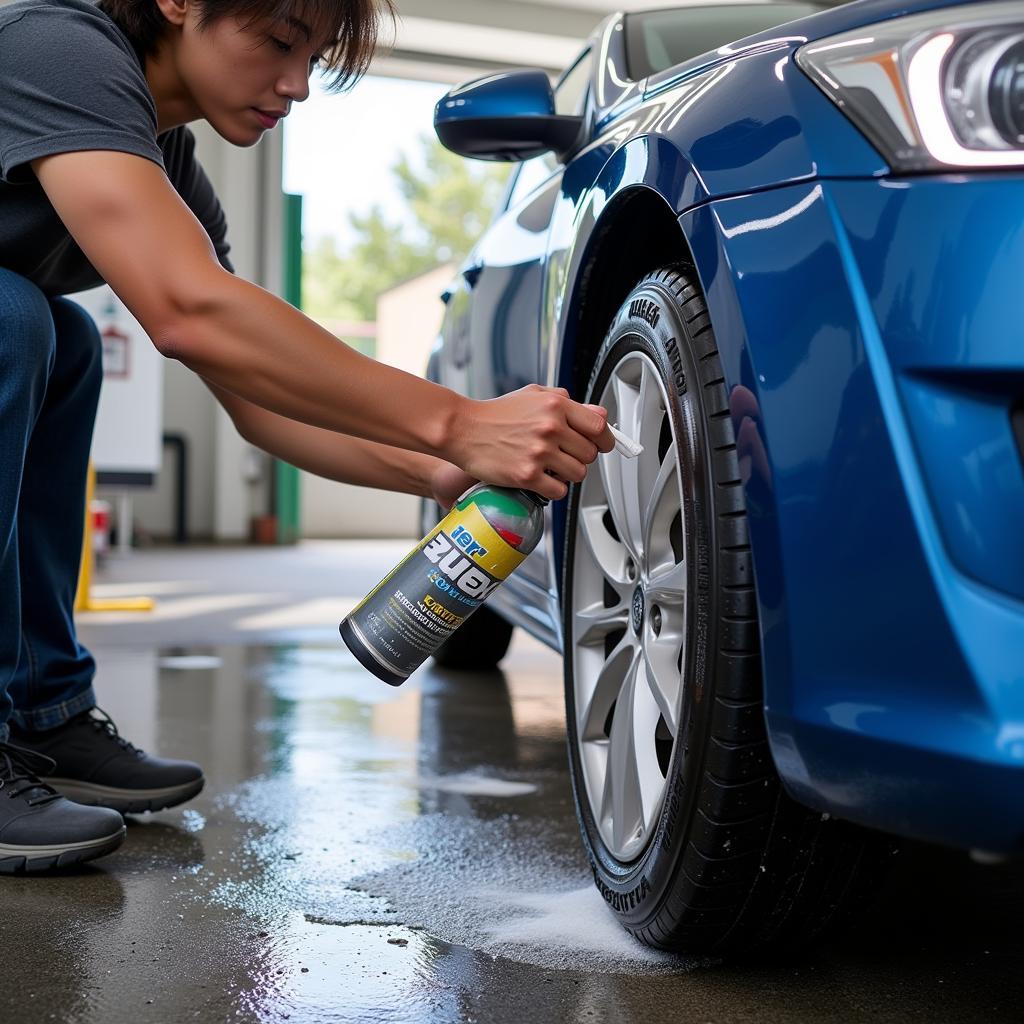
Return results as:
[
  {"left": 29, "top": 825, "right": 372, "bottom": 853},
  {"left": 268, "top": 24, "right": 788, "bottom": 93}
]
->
[{"left": 459, "top": 51, "right": 593, "bottom": 591}]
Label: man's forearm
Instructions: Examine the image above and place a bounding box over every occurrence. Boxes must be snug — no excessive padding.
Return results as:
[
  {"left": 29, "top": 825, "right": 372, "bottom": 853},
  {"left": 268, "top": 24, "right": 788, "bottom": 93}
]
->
[
  {"left": 211, "top": 382, "right": 444, "bottom": 497},
  {"left": 165, "top": 272, "right": 468, "bottom": 463}
]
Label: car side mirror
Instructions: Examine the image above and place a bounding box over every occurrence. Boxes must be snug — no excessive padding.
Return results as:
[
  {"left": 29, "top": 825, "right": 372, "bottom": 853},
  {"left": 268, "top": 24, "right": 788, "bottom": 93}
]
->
[{"left": 434, "top": 68, "right": 584, "bottom": 162}]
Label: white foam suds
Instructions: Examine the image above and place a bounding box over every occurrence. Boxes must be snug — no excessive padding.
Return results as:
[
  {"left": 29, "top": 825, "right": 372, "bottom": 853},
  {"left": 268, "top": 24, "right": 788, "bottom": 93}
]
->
[
  {"left": 355, "top": 814, "right": 701, "bottom": 973},
  {"left": 417, "top": 774, "right": 538, "bottom": 797},
  {"left": 158, "top": 655, "right": 223, "bottom": 670},
  {"left": 477, "top": 885, "right": 679, "bottom": 965}
]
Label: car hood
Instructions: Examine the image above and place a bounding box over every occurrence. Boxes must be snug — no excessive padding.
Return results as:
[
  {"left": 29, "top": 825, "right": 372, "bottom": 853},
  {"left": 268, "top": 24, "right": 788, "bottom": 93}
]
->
[{"left": 637, "top": 0, "right": 987, "bottom": 102}]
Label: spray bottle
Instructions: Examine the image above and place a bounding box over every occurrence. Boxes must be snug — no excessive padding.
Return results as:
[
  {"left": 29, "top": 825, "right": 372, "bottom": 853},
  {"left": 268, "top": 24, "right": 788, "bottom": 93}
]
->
[
  {"left": 339, "top": 427, "right": 642, "bottom": 686},
  {"left": 339, "top": 484, "right": 546, "bottom": 686}
]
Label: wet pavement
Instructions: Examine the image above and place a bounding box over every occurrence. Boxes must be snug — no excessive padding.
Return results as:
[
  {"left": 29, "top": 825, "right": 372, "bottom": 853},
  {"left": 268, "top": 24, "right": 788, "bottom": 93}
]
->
[{"left": 4, "top": 544, "right": 1023, "bottom": 1023}]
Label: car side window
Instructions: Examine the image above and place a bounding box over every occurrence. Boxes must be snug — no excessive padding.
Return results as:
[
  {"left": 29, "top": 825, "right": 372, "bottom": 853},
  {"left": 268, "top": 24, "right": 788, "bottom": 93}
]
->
[
  {"left": 505, "top": 153, "right": 559, "bottom": 210},
  {"left": 555, "top": 51, "right": 592, "bottom": 117}
]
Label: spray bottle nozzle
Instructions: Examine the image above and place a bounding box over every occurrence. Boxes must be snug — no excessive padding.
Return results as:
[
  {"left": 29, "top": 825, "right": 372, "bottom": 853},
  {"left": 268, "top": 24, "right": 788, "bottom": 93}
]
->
[{"left": 609, "top": 424, "right": 643, "bottom": 458}]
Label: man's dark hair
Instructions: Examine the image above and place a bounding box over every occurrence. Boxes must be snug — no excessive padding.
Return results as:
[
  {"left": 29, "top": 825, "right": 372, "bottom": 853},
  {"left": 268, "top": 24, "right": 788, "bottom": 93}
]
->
[{"left": 98, "top": 0, "right": 396, "bottom": 91}]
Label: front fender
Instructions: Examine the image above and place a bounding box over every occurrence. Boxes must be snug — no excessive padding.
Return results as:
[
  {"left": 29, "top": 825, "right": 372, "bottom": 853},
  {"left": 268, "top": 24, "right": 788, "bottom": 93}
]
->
[
  {"left": 547, "top": 136, "right": 694, "bottom": 391},
  {"left": 542, "top": 138, "right": 693, "bottom": 599},
  {"left": 680, "top": 180, "right": 1024, "bottom": 851}
]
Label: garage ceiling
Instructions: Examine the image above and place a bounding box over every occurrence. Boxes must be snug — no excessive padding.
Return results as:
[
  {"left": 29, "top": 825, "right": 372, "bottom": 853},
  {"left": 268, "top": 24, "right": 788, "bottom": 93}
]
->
[{"left": 382, "top": 0, "right": 707, "bottom": 81}]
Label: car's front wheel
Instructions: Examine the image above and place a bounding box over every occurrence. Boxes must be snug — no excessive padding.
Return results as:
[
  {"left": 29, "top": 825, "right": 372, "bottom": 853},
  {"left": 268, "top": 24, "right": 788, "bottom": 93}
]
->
[{"left": 563, "top": 265, "right": 888, "bottom": 958}]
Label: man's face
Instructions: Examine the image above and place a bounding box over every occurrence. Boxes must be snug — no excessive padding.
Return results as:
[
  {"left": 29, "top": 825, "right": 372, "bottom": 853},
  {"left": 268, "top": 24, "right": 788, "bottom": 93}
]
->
[{"left": 176, "top": 7, "right": 330, "bottom": 145}]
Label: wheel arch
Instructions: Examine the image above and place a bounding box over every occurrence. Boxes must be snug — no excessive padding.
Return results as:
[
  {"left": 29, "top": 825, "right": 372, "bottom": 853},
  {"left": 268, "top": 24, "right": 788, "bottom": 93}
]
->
[{"left": 551, "top": 174, "right": 696, "bottom": 590}]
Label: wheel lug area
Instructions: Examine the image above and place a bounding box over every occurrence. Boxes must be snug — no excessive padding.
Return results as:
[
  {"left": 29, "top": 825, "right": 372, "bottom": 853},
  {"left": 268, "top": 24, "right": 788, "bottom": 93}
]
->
[
  {"left": 651, "top": 605, "right": 662, "bottom": 636},
  {"left": 626, "top": 559, "right": 637, "bottom": 583}
]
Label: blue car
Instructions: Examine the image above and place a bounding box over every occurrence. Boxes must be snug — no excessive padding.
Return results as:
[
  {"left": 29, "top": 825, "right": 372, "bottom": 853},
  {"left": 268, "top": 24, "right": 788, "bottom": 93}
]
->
[{"left": 427, "top": 0, "right": 1024, "bottom": 956}]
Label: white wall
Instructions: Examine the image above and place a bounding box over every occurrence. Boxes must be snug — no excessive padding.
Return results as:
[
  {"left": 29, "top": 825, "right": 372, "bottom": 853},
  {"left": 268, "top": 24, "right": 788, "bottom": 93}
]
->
[
  {"left": 376, "top": 264, "right": 454, "bottom": 377},
  {"left": 131, "top": 359, "right": 218, "bottom": 539},
  {"left": 299, "top": 265, "right": 454, "bottom": 539}
]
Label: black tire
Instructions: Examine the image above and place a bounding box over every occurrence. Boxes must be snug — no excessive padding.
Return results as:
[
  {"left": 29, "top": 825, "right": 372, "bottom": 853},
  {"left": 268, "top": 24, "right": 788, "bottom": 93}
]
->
[
  {"left": 419, "top": 498, "right": 516, "bottom": 671},
  {"left": 431, "top": 604, "right": 514, "bottom": 670},
  {"left": 562, "top": 265, "right": 890, "bottom": 958}
]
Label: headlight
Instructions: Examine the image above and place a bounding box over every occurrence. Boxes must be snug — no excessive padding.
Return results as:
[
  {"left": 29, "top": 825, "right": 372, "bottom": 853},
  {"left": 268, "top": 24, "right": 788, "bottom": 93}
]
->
[{"left": 796, "top": 1, "right": 1024, "bottom": 171}]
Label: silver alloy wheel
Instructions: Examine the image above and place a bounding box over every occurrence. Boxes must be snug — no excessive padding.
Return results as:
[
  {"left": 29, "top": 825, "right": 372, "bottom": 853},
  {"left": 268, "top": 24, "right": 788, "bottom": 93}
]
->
[{"left": 571, "top": 350, "right": 687, "bottom": 862}]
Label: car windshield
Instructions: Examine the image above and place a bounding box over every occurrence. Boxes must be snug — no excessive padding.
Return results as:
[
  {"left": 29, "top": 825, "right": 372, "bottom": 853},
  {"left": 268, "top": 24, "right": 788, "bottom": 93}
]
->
[{"left": 625, "top": 3, "right": 830, "bottom": 78}]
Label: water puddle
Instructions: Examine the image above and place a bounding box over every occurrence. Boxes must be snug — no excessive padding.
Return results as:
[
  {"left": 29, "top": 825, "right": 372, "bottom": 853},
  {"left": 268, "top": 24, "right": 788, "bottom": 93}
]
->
[
  {"left": 236, "top": 920, "right": 467, "bottom": 1024},
  {"left": 416, "top": 774, "right": 538, "bottom": 797}
]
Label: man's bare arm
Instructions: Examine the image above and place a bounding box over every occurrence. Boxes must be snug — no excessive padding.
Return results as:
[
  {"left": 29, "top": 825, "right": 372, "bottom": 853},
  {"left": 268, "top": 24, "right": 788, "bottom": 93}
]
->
[
  {"left": 32, "top": 151, "right": 613, "bottom": 499},
  {"left": 208, "top": 380, "right": 453, "bottom": 497}
]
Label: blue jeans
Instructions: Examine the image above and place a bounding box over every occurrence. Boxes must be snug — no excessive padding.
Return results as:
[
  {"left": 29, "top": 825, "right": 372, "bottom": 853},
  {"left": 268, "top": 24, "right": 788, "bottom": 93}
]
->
[{"left": 0, "top": 268, "right": 100, "bottom": 743}]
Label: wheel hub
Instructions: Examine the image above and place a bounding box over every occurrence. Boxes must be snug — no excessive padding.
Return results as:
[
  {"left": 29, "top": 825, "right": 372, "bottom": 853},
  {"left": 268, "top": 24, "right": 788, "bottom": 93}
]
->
[{"left": 631, "top": 586, "right": 645, "bottom": 634}]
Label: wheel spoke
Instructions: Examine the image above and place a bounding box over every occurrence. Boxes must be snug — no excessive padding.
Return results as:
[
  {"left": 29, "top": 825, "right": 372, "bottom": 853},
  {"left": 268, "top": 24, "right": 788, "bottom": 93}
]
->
[
  {"left": 647, "top": 560, "right": 687, "bottom": 608},
  {"left": 642, "top": 440, "right": 679, "bottom": 560},
  {"left": 634, "top": 367, "right": 667, "bottom": 502},
  {"left": 608, "top": 653, "right": 644, "bottom": 853},
  {"left": 577, "top": 633, "right": 632, "bottom": 741},
  {"left": 598, "top": 449, "right": 640, "bottom": 563},
  {"left": 643, "top": 638, "right": 681, "bottom": 738},
  {"left": 634, "top": 366, "right": 667, "bottom": 477},
  {"left": 612, "top": 370, "right": 640, "bottom": 442},
  {"left": 578, "top": 505, "right": 628, "bottom": 586},
  {"left": 633, "top": 658, "right": 668, "bottom": 826},
  {"left": 573, "top": 598, "right": 629, "bottom": 648},
  {"left": 607, "top": 372, "right": 646, "bottom": 557},
  {"left": 633, "top": 362, "right": 653, "bottom": 442},
  {"left": 597, "top": 739, "right": 614, "bottom": 825}
]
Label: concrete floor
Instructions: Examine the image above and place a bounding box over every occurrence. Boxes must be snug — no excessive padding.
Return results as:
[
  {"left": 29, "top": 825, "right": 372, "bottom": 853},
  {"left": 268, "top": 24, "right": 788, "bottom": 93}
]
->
[{"left": 4, "top": 542, "right": 1021, "bottom": 1023}]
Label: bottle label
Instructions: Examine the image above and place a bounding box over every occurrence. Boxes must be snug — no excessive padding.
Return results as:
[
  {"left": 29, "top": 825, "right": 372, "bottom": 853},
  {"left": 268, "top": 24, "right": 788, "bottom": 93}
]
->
[{"left": 343, "top": 501, "right": 527, "bottom": 679}]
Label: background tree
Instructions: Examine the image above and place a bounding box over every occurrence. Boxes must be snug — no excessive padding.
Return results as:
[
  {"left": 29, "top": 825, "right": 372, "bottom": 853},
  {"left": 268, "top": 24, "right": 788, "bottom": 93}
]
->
[{"left": 303, "top": 134, "right": 509, "bottom": 323}]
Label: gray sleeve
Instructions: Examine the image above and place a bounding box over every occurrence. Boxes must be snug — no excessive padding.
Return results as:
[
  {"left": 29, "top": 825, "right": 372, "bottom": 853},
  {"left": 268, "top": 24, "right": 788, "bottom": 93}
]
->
[
  {"left": 0, "top": 9, "right": 163, "bottom": 184},
  {"left": 162, "top": 128, "right": 234, "bottom": 274}
]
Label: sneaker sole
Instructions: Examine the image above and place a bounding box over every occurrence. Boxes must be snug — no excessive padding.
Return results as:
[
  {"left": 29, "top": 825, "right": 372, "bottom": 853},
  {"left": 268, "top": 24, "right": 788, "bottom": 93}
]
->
[
  {"left": 43, "top": 777, "right": 206, "bottom": 815},
  {"left": 0, "top": 825, "right": 126, "bottom": 874}
]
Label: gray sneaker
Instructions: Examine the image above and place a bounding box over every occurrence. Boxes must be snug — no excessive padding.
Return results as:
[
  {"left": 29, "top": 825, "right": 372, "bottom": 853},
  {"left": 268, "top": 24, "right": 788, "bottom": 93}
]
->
[
  {"left": 10, "top": 708, "right": 205, "bottom": 814},
  {"left": 0, "top": 743, "right": 125, "bottom": 873}
]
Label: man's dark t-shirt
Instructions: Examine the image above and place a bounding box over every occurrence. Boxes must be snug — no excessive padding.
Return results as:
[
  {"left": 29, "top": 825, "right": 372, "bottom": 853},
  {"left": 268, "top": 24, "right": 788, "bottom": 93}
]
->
[{"left": 0, "top": 0, "right": 233, "bottom": 297}]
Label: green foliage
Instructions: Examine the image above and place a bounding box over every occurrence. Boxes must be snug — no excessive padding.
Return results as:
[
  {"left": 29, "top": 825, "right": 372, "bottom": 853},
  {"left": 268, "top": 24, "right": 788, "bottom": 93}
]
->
[{"left": 302, "top": 134, "right": 509, "bottom": 322}]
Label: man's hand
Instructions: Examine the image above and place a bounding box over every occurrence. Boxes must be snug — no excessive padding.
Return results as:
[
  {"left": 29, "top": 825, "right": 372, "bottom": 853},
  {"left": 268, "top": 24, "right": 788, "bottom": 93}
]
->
[
  {"left": 447, "top": 385, "right": 615, "bottom": 501},
  {"left": 430, "top": 462, "right": 479, "bottom": 512}
]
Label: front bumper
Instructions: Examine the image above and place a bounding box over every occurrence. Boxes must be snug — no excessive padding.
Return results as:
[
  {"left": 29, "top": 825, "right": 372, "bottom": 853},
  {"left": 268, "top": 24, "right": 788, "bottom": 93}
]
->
[{"left": 682, "top": 175, "right": 1024, "bottom": 853}]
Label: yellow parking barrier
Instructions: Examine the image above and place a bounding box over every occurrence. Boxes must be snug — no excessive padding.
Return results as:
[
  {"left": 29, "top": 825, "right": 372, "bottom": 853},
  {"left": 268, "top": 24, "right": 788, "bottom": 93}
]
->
[{"left": 74, "top": 463, "right": 154, "bottom": 613}]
